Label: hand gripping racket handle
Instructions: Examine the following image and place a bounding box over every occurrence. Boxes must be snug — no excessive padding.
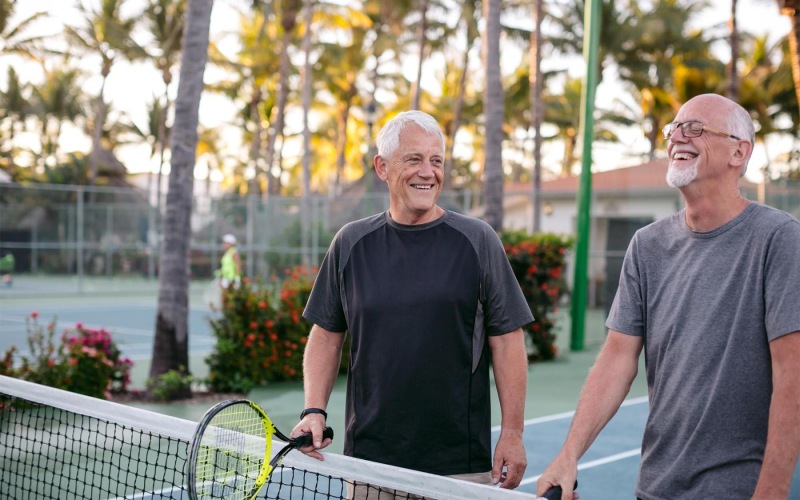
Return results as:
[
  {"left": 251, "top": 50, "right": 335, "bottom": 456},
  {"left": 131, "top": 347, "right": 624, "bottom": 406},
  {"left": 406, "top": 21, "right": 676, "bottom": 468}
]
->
[
  {"left": 541, "top": 480, "right": 578, "bottom": 500},
  {"left": 290, "top": 426, "right": 334, "bottom": 448}
]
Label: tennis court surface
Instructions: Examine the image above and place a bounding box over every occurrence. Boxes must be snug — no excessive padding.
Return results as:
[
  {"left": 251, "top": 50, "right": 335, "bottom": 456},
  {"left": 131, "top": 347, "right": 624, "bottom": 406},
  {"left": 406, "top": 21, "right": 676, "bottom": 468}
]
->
[{"left": 2, "top": 283, "right": 799, "bottom": 498}]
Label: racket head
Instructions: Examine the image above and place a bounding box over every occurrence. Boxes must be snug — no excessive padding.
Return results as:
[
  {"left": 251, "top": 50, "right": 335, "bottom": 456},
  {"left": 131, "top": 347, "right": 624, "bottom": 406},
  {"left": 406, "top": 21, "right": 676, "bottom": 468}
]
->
[{"left": 187, "top": 399, "right": 274, "bottom": 500}]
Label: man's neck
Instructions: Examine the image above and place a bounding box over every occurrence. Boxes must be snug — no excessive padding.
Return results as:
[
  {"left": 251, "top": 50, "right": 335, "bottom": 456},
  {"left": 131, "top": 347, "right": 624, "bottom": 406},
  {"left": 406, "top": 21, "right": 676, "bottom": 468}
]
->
[{"left": 682, "top": 189, "right": 750, "bottom": 232}]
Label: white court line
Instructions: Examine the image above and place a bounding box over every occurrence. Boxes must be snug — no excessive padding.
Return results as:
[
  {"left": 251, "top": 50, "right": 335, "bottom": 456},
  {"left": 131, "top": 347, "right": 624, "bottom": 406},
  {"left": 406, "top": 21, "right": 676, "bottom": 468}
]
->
[
  {"left": 520, "top": 448, "right": 642, "bottom": 486},
  {"left": 0, "top": 317, "right": 208, "bottom": 339},
  {"left": 492, "top": 396, "right": 648, "bottom": 432},
  {"left": 512, "top": 397, "right": 648, "bottom": 487}
]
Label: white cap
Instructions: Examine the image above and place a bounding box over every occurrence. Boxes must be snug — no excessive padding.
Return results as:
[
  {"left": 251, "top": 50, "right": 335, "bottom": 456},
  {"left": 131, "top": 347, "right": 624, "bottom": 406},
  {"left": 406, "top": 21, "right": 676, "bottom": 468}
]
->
[{"left": 222, "top": 234, "right": 237, "bottom": 245}]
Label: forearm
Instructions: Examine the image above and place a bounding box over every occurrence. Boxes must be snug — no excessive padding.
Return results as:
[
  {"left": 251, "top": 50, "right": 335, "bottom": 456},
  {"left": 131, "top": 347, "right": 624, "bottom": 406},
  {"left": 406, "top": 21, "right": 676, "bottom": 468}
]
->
[
  {"left": 490, "top": 329, "right": 528, "bottom": 434},
  {"left": 559, "top": 331, "right": 641, "bottom": 462},
  {"left": 753, "top": 332, "right": 800, "bottom": 498},
  {"left": 489, "top": 329, "right": 528, "bottom": 488},
  {"left": 302, "top": 324, "right": 345, "bottom": 410}
]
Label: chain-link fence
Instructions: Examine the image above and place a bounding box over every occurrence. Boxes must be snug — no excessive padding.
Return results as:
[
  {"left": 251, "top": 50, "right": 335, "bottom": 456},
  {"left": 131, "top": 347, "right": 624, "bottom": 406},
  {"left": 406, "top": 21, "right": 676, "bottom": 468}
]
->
[
  {"left": 1, "top": 181, "right": 798, "bottom": 300},
  {"left": 0, "top": 183, "right": 477, "bottom": 294}
]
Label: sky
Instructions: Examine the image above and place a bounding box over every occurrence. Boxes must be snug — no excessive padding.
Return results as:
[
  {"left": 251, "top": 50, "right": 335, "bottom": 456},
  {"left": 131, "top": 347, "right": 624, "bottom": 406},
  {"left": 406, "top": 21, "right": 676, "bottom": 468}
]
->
[{"left": 0, "top": 0, "right": 793, "bottom": 184}]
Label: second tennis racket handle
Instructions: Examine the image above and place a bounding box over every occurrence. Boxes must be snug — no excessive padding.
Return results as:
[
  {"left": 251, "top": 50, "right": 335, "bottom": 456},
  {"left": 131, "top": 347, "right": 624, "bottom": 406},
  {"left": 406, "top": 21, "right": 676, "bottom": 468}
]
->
[{"left": 541, "top": 480, "right": 578, "bottom": 500}]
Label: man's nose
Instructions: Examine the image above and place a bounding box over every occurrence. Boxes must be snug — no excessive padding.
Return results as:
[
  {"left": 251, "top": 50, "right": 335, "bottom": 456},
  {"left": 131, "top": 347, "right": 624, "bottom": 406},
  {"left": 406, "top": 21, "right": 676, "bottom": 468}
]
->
[{"left": 418, "top": 160, "right": 435, "bottom": 176}]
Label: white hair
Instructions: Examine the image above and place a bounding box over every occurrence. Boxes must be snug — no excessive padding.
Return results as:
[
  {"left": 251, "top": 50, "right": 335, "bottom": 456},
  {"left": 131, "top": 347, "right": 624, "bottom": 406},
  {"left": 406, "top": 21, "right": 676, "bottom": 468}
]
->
[{"left": 375, "top": 110, "right": 445, "bottom": 161}]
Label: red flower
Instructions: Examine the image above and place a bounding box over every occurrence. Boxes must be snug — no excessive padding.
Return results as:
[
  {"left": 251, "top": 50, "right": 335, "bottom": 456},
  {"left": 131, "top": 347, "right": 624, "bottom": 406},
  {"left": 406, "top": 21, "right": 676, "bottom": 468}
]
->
[{"left": 30, "top": 311, "right": 39, "bottom": 319}]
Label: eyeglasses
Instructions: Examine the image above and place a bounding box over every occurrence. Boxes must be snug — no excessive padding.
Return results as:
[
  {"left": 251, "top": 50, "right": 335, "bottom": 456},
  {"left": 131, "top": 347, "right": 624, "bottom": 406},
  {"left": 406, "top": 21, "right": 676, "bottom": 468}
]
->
[{"left": 662, "top": 121, "right": 741, "bottom": 141}]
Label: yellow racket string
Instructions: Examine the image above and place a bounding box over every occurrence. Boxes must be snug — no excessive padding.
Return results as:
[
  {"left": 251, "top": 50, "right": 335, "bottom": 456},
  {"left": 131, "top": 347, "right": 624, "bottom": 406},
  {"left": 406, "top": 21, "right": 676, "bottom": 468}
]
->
[{"left": 194, "top": 403, "right": 274, "bottom": 499}]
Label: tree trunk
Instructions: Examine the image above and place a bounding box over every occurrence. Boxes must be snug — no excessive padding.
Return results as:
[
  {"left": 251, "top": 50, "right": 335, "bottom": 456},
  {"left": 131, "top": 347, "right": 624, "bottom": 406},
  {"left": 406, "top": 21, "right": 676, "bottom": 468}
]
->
[
  {"left": 411, "top": 0, "right": 428, "bottom": 110},
  {"left": 89, "top": 75, "right": 107, "bottom": 190},
  {"left": 265, "top": 28, "right": 295, "bottom": 196},
  {"left": 149, "top": 0, "right": 214, "bottom": 396},
  {"left": 248, "top": 87, "right": 263, "bottom": 195},
  {"left": 727, "top": 0, "right": 739, "bottom": 101},
  {"left": 785, "top": 9, "right": 800, "bottom": 115},
  {"left": 301, "top": 0, "right": 313, "bottom": 266},
  {"left": 482, "top": 0, "right": 504, "bottom": 232}
]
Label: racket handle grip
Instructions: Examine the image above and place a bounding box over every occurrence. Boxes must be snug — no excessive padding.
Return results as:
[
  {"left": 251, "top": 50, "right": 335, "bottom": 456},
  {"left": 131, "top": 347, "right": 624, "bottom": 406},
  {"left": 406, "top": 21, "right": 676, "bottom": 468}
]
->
[
  {"left": 292, "top": 426, "right": 334, "bottom": 447},
  {"left": 540, "top": 480, "right": 577, "bottom": 500}
]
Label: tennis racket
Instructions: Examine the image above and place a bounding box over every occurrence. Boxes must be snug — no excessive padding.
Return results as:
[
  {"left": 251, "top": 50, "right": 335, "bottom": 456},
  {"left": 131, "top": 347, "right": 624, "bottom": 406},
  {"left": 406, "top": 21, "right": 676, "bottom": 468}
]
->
[
  {"left": 540, "top": 480, "right": 578, "bottom": 500},
  {"left": 187, "top": 399, "right": 334, "bottom": 500}
]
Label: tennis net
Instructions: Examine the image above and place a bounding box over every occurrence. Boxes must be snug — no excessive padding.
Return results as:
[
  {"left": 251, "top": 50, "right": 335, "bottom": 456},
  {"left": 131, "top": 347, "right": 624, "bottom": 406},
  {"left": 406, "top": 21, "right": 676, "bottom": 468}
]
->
[{"left": 0, "top": 376, "right": 532, "bottom": 499}]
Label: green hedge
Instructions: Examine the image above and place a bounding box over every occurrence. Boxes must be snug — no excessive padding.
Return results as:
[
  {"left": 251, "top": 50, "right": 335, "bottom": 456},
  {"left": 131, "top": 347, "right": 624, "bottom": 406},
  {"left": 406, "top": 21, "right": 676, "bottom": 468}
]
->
[
  {"left": 501, "top": 230, "right": 574, "bottom": 361},
  {"left": 206, "top": 267, "right": 350, "bottom": 393}
]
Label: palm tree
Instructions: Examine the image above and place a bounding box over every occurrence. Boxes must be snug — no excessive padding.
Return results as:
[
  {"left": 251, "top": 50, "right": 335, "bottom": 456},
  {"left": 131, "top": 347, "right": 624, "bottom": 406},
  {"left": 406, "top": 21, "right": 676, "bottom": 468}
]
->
[
  {"left": 0, "top": 0, "right": 47, "bottom": 60},
  {"left": 615, "top": 0, "right": 719, "bottom": 157},
  {"left": 143, "top": 0, "right": 187, "bottom": 227},
  {"left": 530, "top": 0, "right": 544, "bottom": 232},
  {"left": 407, "top": 0, "right": 451, "bottom": 110},
  {"left": 264, "top": 0, "right": 303, "bottom": 196},
  {"left": 482, "top": 0, "right": 504, "bottom": 231},
  {"left": 779, "top": 0, "right": 800, "bottom": 115},
  {"left": 0, "top": 67, "right": 32, "bottom": 146},
  {"left": 208, "top": 6, "right": 280, "bottom": 195},
  {"left": 29, "top": 61, "right": 86, "bottom": 171},
  {"left": 728, "top": 0, "right": 739, "bottom": 100},
  {"left": 65, "top": 0, "right": 146, "bottom": 189},
  {"left": 444, "top": 0, "right": 480, "bottom": 190},
  {"left": 149, "top": 0, "right": 214, "bottom": 392},
  {"left": 300, "top": 0, "right": 313, "bottom": 266}
]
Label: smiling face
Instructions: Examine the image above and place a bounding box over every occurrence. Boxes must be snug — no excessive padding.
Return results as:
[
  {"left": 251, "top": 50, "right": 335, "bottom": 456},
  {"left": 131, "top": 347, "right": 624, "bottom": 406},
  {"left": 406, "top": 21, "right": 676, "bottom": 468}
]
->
[
  {"left": 666, "top": 95, "right": 742, "bottom": 189},
  {"left": 375, "top": 124, "right": 445, "bottom": 225}
]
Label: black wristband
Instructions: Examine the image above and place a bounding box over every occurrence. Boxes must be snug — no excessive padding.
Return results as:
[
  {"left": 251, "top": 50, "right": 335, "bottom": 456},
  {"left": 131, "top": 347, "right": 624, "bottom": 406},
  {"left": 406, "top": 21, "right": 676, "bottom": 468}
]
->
[{"left": 300, "top": 407, "right": 327, "bottom": 420}]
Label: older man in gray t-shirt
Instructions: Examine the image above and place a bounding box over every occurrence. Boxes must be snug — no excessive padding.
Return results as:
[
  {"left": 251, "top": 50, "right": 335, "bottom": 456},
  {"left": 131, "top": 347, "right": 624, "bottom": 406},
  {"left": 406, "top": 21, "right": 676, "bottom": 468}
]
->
[
  {"left": 608, "top": 203, "right": 800, "bottom": 497},
  {"left": 537, "top": 94, "right": 800, "bottom": 499}
]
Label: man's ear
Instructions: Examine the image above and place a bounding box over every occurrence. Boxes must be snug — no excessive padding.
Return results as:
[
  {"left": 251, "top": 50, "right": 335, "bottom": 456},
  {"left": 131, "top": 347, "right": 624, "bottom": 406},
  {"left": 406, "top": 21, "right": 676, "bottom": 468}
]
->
[
  {"left": 374, "top": 155, "right": 388, "bottom": 181},
  {"left": 730, "top": 139, "right": 752, "bottom": 169}
]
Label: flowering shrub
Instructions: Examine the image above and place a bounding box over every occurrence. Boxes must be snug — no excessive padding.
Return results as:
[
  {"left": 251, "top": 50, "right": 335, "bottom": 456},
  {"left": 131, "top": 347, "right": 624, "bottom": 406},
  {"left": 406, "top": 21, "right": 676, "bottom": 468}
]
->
[
  {"left": 207, "top": 267, "right": 346, "bottom": 392},
  {"left": 0, "top": 312, "right": 133, "bottom": 399},
  {"left": 501, "top": 230, "right": 573, "bottom": 361}
]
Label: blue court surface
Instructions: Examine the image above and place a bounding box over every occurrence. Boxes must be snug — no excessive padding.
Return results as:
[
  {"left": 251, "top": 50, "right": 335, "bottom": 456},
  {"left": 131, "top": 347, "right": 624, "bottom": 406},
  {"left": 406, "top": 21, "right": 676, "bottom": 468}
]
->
[
  {"left": 508, "top": 398, "right": 800, "bottom": 499},
  {"left": 0, "top": 294, "right": 216, "bottom": 363},
  {"left": 3, "top": 281, "right": 800, "bottom": 499}
]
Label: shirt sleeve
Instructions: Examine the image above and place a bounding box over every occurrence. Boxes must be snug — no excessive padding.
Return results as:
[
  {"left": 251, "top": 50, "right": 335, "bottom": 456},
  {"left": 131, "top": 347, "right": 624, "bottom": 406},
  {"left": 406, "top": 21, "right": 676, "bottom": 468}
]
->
[
  {"left": 482, "top": 228, "right": 535, "bottom": 336},
  {"left": 303, "top": 232, "right": 348, "bottom": 333},
  {"left": 606, "top": 232, "right": 645, "bottom": 337},
  {"left": 764, "top": 219, "right": 800, "bottom": 341}
]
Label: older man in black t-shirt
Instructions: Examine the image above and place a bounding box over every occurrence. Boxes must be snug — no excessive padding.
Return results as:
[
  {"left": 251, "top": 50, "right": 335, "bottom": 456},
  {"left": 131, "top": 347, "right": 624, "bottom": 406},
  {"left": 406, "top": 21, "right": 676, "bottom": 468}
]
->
[{"left": 291, "top": 110, "right": 533, "bottom": 492}]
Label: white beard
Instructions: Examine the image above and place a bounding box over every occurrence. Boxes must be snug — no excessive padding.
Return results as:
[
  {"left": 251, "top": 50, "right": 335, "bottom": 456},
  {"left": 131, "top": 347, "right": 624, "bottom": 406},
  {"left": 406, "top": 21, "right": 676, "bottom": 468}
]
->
[{"left": 666, "top": 162, "right": 698, "bottom": 188}]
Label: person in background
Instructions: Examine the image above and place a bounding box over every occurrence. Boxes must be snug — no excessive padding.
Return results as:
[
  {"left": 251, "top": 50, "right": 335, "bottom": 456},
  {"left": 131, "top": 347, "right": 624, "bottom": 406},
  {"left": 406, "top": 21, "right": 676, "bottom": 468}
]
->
[
  {"left": 0, "top": 253, "right": 14, "bottom": 287},
  {"left": 537, "top": 93, "right": 800, "bottom": 499},
  {"left": 291, "top": 110, "right": 532, "bottom": 495},
  {"left": 216, "top": 233, "right": 241, "bottom": 290}
]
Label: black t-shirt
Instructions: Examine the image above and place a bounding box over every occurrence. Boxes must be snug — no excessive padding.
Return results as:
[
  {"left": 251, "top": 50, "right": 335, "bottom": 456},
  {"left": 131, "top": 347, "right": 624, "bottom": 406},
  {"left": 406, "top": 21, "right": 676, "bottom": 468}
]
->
[{"left": 303, "top": 210, "right": 533, "bottom": 475}]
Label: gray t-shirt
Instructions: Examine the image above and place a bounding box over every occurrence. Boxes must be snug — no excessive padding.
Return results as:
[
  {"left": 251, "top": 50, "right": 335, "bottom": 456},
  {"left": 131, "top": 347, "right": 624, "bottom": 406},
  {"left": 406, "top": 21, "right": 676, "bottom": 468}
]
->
[{"left": 606, "top": 202, "right": 800, "bottom": 499}]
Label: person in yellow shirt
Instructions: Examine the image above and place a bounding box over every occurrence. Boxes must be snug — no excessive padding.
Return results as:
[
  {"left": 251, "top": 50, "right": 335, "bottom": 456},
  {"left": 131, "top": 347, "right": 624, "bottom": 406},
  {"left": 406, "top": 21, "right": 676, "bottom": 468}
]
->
[{"left": 216, "top": 234, "right": 241, "bottom": 289}]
